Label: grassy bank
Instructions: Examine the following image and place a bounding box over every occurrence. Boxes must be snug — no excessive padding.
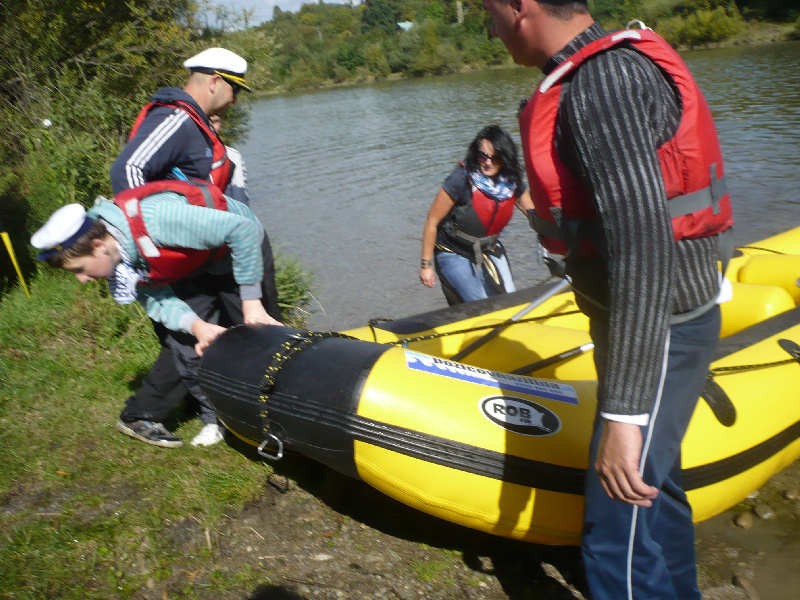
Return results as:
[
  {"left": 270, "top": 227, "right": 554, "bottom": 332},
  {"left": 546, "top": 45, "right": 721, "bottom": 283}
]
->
[{"left": 0, "top": 269, "right": 309, "bottom": 598}]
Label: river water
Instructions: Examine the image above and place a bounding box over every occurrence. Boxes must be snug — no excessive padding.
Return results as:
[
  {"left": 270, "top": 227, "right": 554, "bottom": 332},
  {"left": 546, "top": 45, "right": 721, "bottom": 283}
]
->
[{"left": 244, "top": 40, "right": 800, "bottom": 331}]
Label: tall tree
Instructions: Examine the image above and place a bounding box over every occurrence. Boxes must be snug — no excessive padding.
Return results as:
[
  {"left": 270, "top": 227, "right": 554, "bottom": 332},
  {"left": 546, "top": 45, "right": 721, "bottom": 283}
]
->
[
  {"left": 734, "top": 0, "right": 797, "bottom": 21},
  {"left": 361, "top": 0, "right": 402, "bottom": 34},
  {"left": 0, "top": 0, "right": 200, "bottom": 288}
]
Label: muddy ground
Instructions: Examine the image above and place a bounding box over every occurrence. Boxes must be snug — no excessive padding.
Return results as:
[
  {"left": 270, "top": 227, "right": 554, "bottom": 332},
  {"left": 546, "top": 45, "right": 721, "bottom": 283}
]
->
[{"left": 153, "top": 436, "right": 800, "bottom": 600}]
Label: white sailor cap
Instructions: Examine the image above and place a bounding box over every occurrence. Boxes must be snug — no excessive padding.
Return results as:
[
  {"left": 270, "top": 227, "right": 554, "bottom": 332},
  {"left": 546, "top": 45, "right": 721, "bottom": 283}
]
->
[
  {"left": 31, "top": 204, "right": 95, "bottom": 261},
  {"left": 183, "top": 47, "right": 252, "bottom": 92}
]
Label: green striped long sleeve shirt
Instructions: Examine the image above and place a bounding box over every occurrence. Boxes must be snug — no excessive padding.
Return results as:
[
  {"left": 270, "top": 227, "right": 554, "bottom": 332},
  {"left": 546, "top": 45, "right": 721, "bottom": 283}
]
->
[{"left": 90, "top": 192, "right": 264, "bottom": 333}]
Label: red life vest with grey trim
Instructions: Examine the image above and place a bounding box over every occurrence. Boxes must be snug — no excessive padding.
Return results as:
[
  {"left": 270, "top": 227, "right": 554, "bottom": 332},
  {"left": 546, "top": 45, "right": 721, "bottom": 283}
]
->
[
  {"left": 441, "top": 164, "right": 517, "bottom": 245},
  {"left": 129, "top": 100, "right": 233, "bottom": 191},
  {"left": 113, "top": 180, "right": 229, "bottom": 285},
  {"left": 519, "top": 28, "right": 733, "bottom": 257}
]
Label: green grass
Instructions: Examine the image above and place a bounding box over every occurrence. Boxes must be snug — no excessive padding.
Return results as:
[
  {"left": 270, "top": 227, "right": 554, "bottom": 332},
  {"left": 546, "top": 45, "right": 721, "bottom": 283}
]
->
[
  {"left": 406, "top": 549, "right": 461, "bottom": 584},
  {"left": 0, "top": 266, "right": 313, "bottom": 599}
]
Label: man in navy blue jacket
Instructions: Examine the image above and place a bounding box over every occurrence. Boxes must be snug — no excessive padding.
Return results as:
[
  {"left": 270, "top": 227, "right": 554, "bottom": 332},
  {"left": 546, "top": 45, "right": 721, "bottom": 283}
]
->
[
  {"left": 111, "top": 47, "right": 248, "bottom": 193},
  {"left": 111, "top": 48, "right": 281, "bottom": 448}
]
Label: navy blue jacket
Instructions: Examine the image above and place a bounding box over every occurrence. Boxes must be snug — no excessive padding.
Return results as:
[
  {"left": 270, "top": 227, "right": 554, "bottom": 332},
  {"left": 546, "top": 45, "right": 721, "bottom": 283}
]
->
[{"left": 111, "top": 88, "right": 223, "bottom": 194}]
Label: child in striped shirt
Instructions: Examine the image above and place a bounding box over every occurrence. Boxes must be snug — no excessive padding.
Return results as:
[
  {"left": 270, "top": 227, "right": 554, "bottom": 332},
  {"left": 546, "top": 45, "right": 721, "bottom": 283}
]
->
[{"left": 32, "top": 183, "right": 282, "bottom": 447}]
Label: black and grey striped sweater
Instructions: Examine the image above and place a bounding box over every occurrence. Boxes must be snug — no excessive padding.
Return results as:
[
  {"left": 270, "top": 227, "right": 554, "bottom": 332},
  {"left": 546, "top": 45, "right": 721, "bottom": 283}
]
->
[{"left": 544, "top": 23, "right": 725, "bottom": 417}]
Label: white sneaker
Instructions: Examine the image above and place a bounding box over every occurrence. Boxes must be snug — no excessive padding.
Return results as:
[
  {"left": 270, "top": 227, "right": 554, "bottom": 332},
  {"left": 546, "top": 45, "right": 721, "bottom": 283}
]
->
[{"left": 191, "top": 423, "right": 224, "bottom": 446}]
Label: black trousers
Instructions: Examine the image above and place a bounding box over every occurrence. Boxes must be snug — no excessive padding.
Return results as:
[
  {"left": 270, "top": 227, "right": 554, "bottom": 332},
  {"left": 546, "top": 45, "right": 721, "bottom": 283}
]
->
[
  {"left": 120, "top": 234, "right": 281, "bottom": 424},
  {"left": 119, "top": 320, "right": 187, "bottom": 424}
]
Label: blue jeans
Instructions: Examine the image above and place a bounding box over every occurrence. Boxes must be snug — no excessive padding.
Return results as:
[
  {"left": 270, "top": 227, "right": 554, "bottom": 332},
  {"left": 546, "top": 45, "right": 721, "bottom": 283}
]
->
[
  {"left": 434, "top": 247, "right": 515, "bottom": 305},
  {"left": 582, "top": 305, "right": 721, "bottom": 600}
]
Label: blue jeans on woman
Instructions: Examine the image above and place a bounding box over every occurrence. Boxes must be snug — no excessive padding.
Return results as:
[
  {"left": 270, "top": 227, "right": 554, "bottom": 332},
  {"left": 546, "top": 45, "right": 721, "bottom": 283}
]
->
[{"left": 434, "top": 245, "right": 515, "bottom": 305}]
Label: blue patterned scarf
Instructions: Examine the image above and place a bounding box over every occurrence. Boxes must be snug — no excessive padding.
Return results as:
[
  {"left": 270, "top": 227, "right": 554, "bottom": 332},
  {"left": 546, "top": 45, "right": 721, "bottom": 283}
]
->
[{"left": 468, "top": 169, "right": 516, "bottom": 201}]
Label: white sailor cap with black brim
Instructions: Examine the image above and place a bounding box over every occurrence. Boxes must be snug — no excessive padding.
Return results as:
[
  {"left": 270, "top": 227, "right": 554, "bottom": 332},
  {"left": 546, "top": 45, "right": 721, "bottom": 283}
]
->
[
  {"left": 30, "top": 204, "right": 95, "bottom": 261},
  {"left": 183, "top": 47, "right": 252, "bottom": 93}
]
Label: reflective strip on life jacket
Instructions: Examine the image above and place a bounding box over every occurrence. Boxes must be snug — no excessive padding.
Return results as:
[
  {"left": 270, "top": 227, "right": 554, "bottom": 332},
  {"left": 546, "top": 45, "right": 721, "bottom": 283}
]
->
[{"left": 113, "top": 180, "right": 230, "bottom": 285}]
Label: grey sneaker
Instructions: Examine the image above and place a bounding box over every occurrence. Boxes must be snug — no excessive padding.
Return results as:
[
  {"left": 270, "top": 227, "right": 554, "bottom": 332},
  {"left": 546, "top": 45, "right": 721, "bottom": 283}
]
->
[{"left": 116, "top": 420, "right": 183, "bottom": 448}]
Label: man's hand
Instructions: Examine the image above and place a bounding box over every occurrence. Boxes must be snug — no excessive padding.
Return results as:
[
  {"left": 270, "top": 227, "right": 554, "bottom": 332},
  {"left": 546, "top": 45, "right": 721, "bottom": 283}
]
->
[
  {"left": 242, "top": 298, "right": 283, "bottom": 326},
  {"left": 191, "top": 319, "right": 227, "bottom": 356},
  {"left": 595, "top": 419, "right": 659, "bottom": 506}
]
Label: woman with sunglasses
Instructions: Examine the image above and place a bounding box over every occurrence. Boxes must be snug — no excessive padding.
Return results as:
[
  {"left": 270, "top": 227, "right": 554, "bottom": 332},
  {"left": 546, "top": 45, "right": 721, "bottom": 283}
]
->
[{"left": 420, "top": 125, "right": 534, "bottom": 305}]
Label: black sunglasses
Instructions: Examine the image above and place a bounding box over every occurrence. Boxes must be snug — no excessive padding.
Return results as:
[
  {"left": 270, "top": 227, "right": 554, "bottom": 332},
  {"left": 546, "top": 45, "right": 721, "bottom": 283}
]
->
[{"left": 477, "top": 150, "right": 502, "bottom": 166}]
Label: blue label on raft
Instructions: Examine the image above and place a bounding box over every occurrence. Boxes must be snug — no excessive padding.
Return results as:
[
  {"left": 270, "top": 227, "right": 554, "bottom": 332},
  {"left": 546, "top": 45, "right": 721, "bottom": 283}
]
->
[{"left": 404, "top": 350, "right": 579, "bottom": 405}]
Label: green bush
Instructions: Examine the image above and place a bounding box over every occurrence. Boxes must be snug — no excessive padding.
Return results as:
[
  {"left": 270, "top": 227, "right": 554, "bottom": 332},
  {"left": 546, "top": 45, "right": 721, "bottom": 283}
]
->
[
  {"left": 680, "top": 6, "right": 743, "bottom": 45},
  {"left": 791, "top": 16, "right": 800, "bottom": 40},
  {"left": 284, "top": 58, "right": 325, "bottom": 90},
  {"left": 655, "top": 16, "right": 686, "bottom": 45},
  {"left": 653, "top": 1, "right": 745, "bottom": 46},
  {"left": 593, "top": 0, "right": 646, "bottom": 29},
  {"left": 274, "top": 251, "right": 314, "bottom": 328},
  {"left": 365, "top": 42, "right": 392, "bottom": 78},
  {"left": 335, "top": 40, "right": 367, "bottom": 74}
]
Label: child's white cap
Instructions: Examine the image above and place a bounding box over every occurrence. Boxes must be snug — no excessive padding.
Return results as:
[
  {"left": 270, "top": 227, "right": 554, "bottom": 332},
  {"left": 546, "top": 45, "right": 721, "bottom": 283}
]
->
[{"left": 31, "top": 204, "right": 94, "bottom": 261}]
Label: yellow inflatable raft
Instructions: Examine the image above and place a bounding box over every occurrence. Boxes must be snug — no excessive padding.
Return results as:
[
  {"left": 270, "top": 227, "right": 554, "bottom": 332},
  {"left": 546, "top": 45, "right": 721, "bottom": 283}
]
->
[{"left": 199, "top": 226, "right": 800, "bottom": 545}]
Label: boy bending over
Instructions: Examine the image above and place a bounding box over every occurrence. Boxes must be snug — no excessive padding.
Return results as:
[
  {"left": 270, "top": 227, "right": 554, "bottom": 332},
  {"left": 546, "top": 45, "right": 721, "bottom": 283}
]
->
[{"left": 31, "top": 180, "right": 282, "bottom": 447}]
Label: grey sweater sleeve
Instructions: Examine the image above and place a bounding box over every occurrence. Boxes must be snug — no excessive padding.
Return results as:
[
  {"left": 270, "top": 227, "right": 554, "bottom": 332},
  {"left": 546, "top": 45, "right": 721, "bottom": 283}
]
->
[{"left": 556, "top": 47, "right": 681, "bottom": 416}]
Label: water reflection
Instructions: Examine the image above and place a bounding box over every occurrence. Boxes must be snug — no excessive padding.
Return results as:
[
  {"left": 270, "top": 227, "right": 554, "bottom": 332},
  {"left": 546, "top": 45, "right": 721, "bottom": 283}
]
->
[{"left": 244, "top": 41, "right": 800, "bottom": 330}]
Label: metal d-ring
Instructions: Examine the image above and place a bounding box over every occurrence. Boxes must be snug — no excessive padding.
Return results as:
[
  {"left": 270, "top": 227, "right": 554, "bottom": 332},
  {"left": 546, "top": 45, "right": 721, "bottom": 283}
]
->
[{"left": 257, "top": 432, "right": 284, "bottom": 461}]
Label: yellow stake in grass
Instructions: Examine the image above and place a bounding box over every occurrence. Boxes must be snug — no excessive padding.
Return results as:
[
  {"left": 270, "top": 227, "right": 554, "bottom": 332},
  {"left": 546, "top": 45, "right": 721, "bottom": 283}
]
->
[{"left": 1, "top": 230, "right": 31, "bottom": 298}]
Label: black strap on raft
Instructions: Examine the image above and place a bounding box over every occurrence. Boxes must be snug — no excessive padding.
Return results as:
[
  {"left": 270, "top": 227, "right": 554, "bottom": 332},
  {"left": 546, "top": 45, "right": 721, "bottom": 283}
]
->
[
  {"left": 702, "top": 338, "right": 800, "bottom": 427},
  {"left": 708, "top": 338, "right": 800, "bottom": 378},
  {"left": 778, "top": 338, "right": 800, "bottom": 362},
  {"left": 366, "top": 310, "right": 583, "bottom": 346},
  {"left": 700, "top": 379, "right": 737, "bottom": 427},
  {"left": 735, "top": 246, "right": 784, "bottom": 255},
  {"left": 256, "top": 330, "right": 357, "bottom": 461}
]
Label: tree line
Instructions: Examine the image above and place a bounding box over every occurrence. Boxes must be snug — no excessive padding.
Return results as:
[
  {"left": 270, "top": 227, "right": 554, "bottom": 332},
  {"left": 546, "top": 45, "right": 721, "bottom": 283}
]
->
[
  {"left": 1, "top": 0, "right": 798, "bottom": 293},
  {"left": 255, "top": 0, "right": 797, "bottom": 91}
]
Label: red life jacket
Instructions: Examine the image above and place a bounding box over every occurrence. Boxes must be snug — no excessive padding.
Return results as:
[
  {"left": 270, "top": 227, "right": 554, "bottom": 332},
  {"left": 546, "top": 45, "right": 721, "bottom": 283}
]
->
[
  {"left": 441, "top": 164, "right": 517, "bottom": 261},
  {"left": 129, "top": 100, "right": 233, "bottom": 191},
  {"left": 519, "top": 29, "right": 733, "bottom": 257},
  {"left": 114, "top": 180, "right": 229, "bottom": 285}
]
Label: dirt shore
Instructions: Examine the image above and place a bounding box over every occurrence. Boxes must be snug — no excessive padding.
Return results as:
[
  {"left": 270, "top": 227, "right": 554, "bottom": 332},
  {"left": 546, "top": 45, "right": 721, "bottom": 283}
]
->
[{"left": 149, "top": 436, "right": 800, "bottom": 600}]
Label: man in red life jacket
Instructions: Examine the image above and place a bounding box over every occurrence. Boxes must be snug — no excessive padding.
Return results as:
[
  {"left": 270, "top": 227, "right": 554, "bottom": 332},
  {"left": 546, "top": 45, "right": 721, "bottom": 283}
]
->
[
  {"left": 481, "top": 1, "right": 734, "bottom": 598},
  {"left": 110, "top": 47, "right": 249, "bottom": 193},
  {"left": 110, "top": 48, "right": 281, "bottom": 448}
]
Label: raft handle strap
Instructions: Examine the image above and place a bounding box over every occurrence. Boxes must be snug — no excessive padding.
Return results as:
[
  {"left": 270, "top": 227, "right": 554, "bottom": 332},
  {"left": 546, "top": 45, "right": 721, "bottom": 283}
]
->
[
  {"left": 366, "top": 277, "right": 583, "bottom": 346},
  {"left": 778, "top": 339, "right": 800, "bottom": 363},
  {"left": 451, "top": 278, "right": 571, "bottom": 362},
  {"left": 700, "top": 378, "right": 736, "bottom": 427},
  {"left": 701, "top": 338, "right": 800, "bottom": 427},
  {"left": 735, "top": 246, "right": 784, "bottom": 254}
]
